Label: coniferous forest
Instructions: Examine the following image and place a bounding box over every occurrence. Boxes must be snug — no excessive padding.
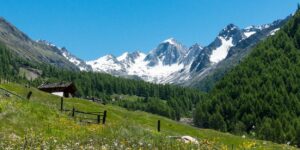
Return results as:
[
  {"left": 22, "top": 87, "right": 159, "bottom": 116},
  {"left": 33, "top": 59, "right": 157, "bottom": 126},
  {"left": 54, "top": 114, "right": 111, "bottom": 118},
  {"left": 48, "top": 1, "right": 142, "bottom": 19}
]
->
[{"left": 194, "top": 8, "right": 300, "bottom": 146}]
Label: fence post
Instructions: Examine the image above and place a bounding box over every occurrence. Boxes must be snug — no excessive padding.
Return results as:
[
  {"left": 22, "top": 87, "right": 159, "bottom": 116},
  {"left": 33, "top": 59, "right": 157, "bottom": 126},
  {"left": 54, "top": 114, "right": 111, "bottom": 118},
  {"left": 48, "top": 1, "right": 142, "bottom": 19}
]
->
[
  {"left": 97, "top": 115, "right": 100, "bottom": 124},
  {"left": 102, "top": 110, "right": 107, "bottom": 124},
  {"left": 157, "top": 120, "right": 161, "bottom": 132},
  {"left": 60, "top": 97, "right": 64, "bottom": 111},
  {"left": 72, "top": 107, "right": 75, "bottom": 117},
  {"left": 28, "top": 82, "right": 30, "bottom": 88},
  {"left": 27, "top": 91, "right": 32, "bottom": 100}
]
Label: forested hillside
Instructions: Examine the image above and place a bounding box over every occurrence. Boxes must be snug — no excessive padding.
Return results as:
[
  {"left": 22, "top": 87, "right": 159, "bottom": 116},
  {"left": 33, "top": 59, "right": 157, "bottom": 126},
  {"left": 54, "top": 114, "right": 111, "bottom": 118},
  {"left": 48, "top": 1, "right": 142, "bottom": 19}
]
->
[
  {"left": 39, "top": 66, "right": 205, "bottom": 119},
  {"left": 0, "top": 43, "right": 205, "bottom": 120},
  {"left": 194, "top": 8, "right": 300, "bottom": 146},
  {"left": 0, "top": 43, "right": 28, "bottom": 82}
]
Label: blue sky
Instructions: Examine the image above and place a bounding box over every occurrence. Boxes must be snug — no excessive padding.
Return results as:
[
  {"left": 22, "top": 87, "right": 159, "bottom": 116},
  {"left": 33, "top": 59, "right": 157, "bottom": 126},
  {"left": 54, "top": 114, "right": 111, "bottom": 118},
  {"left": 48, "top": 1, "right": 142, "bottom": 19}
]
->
[{"left": 0, "top": 0, "right": 299, "bottom": 60}]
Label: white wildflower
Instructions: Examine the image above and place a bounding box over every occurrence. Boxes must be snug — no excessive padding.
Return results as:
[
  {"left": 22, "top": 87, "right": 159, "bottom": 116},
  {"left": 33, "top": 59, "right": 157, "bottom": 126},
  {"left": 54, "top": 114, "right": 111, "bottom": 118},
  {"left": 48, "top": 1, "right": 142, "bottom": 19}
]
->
[{"left": 263, "top": 141, "right": 267, "bottom": 145}]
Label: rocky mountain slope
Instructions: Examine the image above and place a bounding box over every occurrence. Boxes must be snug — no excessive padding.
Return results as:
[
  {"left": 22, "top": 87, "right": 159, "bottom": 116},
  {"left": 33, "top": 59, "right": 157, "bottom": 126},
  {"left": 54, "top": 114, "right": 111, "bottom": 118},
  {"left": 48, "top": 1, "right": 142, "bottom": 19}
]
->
[
  {"left": 0, "top": 17, "right": 90, "bottom": 71},
  {"left": 183, "top": 18, "right": 289, "bottom": 91}
]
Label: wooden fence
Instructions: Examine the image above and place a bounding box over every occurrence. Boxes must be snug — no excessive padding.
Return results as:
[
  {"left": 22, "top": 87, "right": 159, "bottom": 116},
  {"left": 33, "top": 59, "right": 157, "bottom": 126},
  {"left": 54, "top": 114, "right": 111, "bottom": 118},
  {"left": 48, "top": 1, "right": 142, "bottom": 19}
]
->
[
  {"left": 0, "top": 87, "right": 27, "bottom": 100},
  {"left": 60, "top": 98, "right": 107, "bottom": 124},
  {"left": 0, "top": 88, "right": 107, "bottom": 125},
  {"left": 84, "top": 97, "right": 106, "bottom": 105}
]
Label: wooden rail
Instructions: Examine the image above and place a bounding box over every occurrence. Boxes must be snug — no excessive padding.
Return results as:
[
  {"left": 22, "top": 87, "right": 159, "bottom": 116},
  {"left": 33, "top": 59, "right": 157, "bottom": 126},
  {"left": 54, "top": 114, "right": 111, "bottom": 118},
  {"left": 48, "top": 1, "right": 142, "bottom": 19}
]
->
[
  {"left": 60, "top": 98, "right": 107, "bottom": 124},
  {"left": 84, "top": 97, "right": 106, "bottom": 105},
  {"left": 0, "top": 87, "right": 27, "bottom": 100}
]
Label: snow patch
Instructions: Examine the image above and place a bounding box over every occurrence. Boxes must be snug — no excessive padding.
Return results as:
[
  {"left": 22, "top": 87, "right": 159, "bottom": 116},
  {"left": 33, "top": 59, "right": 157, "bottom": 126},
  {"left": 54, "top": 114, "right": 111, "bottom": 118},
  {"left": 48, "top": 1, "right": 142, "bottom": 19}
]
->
[
  {"left": 210, "top": 37, "right": 233, "bottom": 63},
  {"left": 244, "top": 24, "right": 271, "bottom": 31},
  {"left": 62, "top": 52, "right": 81, "bottom": 65},
  {"left": 244, "top": 31, "right": 256, "bottom": 38},
  {"left": 269, "top": 28, "right": 280, "bottom": 36}
]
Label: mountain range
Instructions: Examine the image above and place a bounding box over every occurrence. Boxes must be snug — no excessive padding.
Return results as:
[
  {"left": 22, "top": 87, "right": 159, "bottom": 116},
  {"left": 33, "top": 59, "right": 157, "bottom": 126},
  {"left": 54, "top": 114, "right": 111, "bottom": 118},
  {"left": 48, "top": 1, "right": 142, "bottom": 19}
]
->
[
  {"left": 0, "top": 15, "right": 290, "bottom": 90},
  {"left": 86, "top": 16, "right": 290, "bottom": 89}
]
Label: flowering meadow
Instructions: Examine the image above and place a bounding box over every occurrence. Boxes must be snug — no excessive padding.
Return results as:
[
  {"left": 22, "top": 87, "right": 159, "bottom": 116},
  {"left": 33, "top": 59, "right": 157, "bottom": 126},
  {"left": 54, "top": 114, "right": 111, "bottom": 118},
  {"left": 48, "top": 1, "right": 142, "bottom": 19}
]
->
[{"left": 0, "top": 83, "right": 297, "bottom": 149}]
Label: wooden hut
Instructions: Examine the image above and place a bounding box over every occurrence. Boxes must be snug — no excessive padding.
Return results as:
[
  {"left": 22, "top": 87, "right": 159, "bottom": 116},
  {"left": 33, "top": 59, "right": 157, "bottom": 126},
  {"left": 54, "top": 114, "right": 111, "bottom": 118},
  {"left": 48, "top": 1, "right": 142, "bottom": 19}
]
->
[{"left": 38, "top": 82, "right": 76, "bottom": 98}]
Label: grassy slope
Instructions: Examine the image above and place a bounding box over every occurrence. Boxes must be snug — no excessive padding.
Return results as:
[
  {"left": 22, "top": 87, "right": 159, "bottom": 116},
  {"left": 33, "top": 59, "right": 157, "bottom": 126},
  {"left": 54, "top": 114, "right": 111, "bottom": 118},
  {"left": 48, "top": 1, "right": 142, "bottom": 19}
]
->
[{"left": 0, "top": 83, "right": 296, "bottom": 149}]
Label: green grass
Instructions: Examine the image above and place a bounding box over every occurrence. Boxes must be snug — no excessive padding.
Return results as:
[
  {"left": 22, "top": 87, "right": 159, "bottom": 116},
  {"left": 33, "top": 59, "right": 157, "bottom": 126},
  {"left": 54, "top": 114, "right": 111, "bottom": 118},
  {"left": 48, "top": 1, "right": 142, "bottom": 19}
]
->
[{"left": 0, "top": 83, "right": 297, "bottom": 149}]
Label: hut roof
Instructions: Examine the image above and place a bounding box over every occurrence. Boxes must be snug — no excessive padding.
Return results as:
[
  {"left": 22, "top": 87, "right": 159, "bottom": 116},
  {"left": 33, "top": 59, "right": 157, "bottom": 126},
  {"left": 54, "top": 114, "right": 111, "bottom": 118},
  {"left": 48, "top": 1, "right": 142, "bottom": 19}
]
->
[
  {"left": 38, "top": 82, "right": 76, "bottom": 93},
  {"left": 38, "top": 82, "right": 73, "bottom": 89}
]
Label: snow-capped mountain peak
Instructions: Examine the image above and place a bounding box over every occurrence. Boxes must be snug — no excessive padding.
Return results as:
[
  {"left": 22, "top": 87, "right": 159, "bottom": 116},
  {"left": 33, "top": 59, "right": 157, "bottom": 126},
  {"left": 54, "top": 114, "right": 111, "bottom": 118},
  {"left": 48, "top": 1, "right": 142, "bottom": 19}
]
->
[
  {"left": 187, "top": 43, "right": 203, "bottom": 52},
  {"left": 117, "top": 52, "right": 129, "bottom": 61},
  {"left": 161, "top": 38, "right": 185, "bottom": 51},
  {"left": 163, "top": 37, "right": 178, "bottom": 45},
  {"left": 219, "top": 24, "right": 244, "bottom": 41},
  {"left": 242, "top": 25, "right": 260, "bottom": 37},
  {"left": 96, "top": 54, "right": 119, "bottom": 63},
  {"left": 86, "top": 54, "right": 123, "bottom": 73},
  {"left": 145, "top": 38, "right": 187, "bottom": 66},
  {"left": 222, "top": 23, "right": 238, "bottom": 31},
  {"left": 205, "top": 24, "right": 244, "bottom": 64},
  {"left": 180, "top": 43, "right": 203, "bottom": 65},
  {"left": 117, "top": 51, "right": 146, "bottom": 64}
]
